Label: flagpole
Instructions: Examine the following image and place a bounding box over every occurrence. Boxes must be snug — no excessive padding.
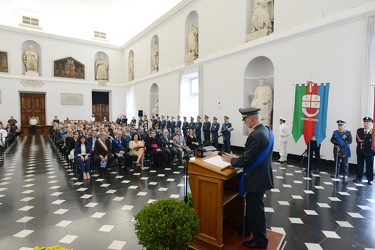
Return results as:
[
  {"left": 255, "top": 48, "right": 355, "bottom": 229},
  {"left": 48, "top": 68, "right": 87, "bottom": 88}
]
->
[{"left": 307, "top": 141, "right": 311, "bottom": 175}]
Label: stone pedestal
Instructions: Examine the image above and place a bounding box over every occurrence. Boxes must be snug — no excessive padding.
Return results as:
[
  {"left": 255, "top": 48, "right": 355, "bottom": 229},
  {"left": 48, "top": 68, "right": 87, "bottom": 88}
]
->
[
  {"left": 246, "top": 28, "right": 268, "bottom": 42},
  {"left": 25, "top": 70, "right": 39, "bottom": 77},
  {"left": 98, "top": 80, "right": 107, "bottom": 86}
]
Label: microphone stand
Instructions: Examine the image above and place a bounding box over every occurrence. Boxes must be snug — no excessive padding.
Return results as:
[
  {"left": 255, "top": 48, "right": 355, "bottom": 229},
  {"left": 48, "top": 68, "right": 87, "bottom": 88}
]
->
[{"left": 171, "top": 130, "right": 230, "bottom": 203}]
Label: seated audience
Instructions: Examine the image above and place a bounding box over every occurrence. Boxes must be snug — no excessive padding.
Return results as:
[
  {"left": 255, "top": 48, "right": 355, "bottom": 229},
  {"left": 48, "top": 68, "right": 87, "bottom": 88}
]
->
[
  {"left": 93, "top": 131, "right": 113, "bottom": 173},
  {"left": 186, "top": 128, "right": 199, "bottom": 150},
  {"left": 129, "top": 133, "right": 146, "bottom": 170},
  {"left": 74, "top": 135, "right": 92, "bottom": 179},
  {"left": 112, "top": 129, "right": 132, "bottom": 171},
  {"left": 146, "top": 130, "right": 166, "bottom": 168},
  {"left": 173, "top": 129, "right": 192, "bottom": 159},
  {"left": 159, "top": 128, "right": 178, "bottom": 163}
]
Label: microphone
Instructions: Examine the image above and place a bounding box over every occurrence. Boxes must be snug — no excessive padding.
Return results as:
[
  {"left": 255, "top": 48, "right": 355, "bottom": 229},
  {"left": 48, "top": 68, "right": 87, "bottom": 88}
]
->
[{"left": 221, "top": 127, "right": 234, "bottom": 134}]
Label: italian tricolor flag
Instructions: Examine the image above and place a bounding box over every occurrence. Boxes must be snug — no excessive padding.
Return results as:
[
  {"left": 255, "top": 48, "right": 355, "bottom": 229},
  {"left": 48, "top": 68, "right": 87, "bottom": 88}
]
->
[{"left": 292, "top": 82, "right": 330, "bottom": 146}]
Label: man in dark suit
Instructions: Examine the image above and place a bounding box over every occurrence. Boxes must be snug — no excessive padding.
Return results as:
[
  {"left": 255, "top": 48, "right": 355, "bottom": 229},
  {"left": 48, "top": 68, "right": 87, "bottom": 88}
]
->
[
  {"left": 221, "top": 107, "right": 274, "bottom": 249},
  {"left": 112, "top": 130, "right": 132, "bottom": 171},
  {"left": 93, "top": 132, "right": 113, "bottom": 174},
  {"left": 354, "top": 117, "right": 374, "bottom": 185},
  {"left": 330, "top": 120, "right": 352, "bottom": 180}
]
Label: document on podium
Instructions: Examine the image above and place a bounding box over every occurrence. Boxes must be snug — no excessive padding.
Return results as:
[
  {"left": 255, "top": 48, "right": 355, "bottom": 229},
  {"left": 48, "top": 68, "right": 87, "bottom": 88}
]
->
[{"left": 203, "top": 156, "right": 231, "bottom": 169}]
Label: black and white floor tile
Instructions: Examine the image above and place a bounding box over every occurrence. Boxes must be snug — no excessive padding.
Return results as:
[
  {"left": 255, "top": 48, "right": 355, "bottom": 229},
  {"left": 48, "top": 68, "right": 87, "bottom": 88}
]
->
[{"left": 0, "top": 136, "right": 374, "bottom": 250}]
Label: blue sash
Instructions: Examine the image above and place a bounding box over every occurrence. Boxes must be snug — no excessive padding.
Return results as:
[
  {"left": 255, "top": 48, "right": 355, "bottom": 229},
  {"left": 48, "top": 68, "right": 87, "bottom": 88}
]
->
[
  {"left": 239, "top": 128, "right": 274, "bottom": 197},
  {"left": 113, "top": 137, "right": 124, "bottom": 151},
  {"left": 334, "top": 130, "right": 351, "bottom": 158}
]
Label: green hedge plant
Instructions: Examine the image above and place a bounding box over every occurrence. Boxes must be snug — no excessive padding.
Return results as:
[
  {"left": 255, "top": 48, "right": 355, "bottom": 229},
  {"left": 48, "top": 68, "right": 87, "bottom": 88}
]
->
[{"left": 134, "top": 198, "right": 200, "bottom": 250}]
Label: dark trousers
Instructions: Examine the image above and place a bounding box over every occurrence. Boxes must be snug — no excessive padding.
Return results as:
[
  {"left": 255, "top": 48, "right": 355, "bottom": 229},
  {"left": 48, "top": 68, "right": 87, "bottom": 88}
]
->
[
  {"left": 30, "top": 125, "right": 36, "bottom": 135},
  {"left": 196, "top": 133, "right": 202, "bottom": 145},
  {"left": 245, "top": 191, "right": 268, "bottom": 244},
  {"left": 75, "top": 155, "right": 91, "bottom": 173},
  {"left": 333, "top": 154, "right": 349, "bottom": 176},
  {"left": 93, "top": 154, "right": 114, "bottom": 173},
  {"left": 308, "top": 140, "right": 321, "bottom": 170},
  {"left": 203, "top": 131, "right": 210, "bottom": 144},
  {"left": 222, "top": 138, "right": 231, "bottom": 153},
  {"left": 356, "top": 152, "right": 374, "bottom": 181},
  {"left": 212, "top": 133, "right": 218, "bottom": 149}
]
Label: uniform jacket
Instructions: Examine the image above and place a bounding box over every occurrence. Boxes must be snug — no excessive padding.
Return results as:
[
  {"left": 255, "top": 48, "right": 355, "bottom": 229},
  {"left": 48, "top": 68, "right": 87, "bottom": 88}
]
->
[
  {"left": 203, "top": 121, "right": 211, "bottom": 132},
  {"left": 195, "top": 122, "right": 202, "bottom": 135},
  {"left": 231, "top": 123, "right": 274, "bottom": 192},
  {"left": 356, "top": 128, "right": 375, "bottom": 156},
  {"left": 330, "top": 130, "right": 352, "bottom": 156}
]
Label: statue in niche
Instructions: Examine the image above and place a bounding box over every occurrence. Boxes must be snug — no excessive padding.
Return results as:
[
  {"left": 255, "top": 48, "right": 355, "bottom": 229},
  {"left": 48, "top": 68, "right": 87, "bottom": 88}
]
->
[
  {"left": 23, "top": 45, "right": 39, "bottom": 75},
  {"left": 151, "top": 38, "right": 159, "bottom": 73},
  {"left": 187, "top": 22, "right": 198, "bottom": 59},
  {"left": 129, "top": 53, "right": 134, "bottom": 81},
  {"left": 251, "top": 0, "right": 274, "bottom": 34},
  {"left": 95, "top": 54, "right": 109, "bottom": 80},
  {"left": 249, "top": 78, "right": 273, "bottom": 127},
  {"left": 152, "top": 98, "right": 159, "bottom": 116},
  {"left": 0, "top": 52, "right": 8, "bottom": 72}
]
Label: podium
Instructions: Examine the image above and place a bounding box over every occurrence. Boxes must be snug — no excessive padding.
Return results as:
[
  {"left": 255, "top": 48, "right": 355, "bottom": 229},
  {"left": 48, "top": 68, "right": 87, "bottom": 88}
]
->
[
  {"left": 188, "top": 153, "right": 286, "bottom": 250},
  {"left": 188, "top": 153, "right": 244, "bottom": 250}
]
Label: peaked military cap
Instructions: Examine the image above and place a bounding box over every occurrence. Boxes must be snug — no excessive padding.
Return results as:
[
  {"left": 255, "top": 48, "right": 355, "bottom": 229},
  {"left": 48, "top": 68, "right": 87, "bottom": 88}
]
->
[
  {"left": 239, "top": 107, "right": 261, "bottom": 120},
  {"left": 363, "top": 117, "right": 373, "bottom": 122},
  {"left": 213, "top": 117, "right": 217, "bottom": 120},
  {"left": 224, "top": 116, "right": 229, "bottom": 119},
  {"left": 280, "top": 116, "right": 286, "bottom": 122},
  {"left": 336, "top": 120, "right": 346, "bottom": 125},
  {"left": 204, "top": 115, "right": 209, "bottom": 118},
  {"left": 197, "top": 116, "right": 201, "bottom": 119}
]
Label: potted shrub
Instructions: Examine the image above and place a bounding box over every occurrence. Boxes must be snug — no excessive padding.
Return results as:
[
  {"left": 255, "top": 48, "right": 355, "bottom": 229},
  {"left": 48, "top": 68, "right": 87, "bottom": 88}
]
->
[{"left": 134, "top": 198, "right": 200, "bottom": 250}]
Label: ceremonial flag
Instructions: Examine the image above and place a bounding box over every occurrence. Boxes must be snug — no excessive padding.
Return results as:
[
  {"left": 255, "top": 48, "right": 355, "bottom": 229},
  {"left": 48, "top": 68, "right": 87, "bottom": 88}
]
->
[{"left": 292, "top": 82, "right": 330, "bottom": 145}]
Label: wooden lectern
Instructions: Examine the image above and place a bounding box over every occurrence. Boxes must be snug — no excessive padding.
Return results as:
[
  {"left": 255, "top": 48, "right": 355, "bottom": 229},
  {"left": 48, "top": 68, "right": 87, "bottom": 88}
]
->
[{"left": 188, "top": 153, "right": 244, "bottom": 250}]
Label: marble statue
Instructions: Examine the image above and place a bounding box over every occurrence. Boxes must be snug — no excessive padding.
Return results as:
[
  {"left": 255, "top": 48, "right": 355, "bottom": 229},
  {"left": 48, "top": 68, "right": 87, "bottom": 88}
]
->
[
  {"left": 23, "top": 45, "right": 39, "bottom": 74},
  {"left": 95, "top": 54, "right": 109, "bottom": 80},
  {"left": 151, "top": 38, "right": 159, "bottom": 73},
  {"left": 187, "top": 22, "right": 198, "bottom": 59},
  {"left": 152, "top": 98, "right": 159, "bottom": 116},
  {"left": 249, "top": 78, "right": 273, "bottom": 127},
  {"left": 129, "top": 53, "right": 134, "bottom": 81},
  {"left": 251, "top": 0, "right": 274, "bottom": 33}
]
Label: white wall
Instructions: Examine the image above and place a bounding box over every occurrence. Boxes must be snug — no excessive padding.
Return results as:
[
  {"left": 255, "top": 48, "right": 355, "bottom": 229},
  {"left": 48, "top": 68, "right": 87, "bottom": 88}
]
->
[
  {"left": 123, "top": 0, "right": 375, "bottom": 164},
  {"left": 0, "top": 26, "right": 126, "bottom": 125},
  {"left": 1, "top": 0, "right": 375, "bottom": 165}
]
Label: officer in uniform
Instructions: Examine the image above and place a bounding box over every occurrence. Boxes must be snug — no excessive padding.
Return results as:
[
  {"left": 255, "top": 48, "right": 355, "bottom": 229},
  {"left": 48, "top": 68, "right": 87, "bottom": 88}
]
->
[
  {"left": 211, "top": 117, "right": 220, "bottom": 149},
  {"left": 221, "top": 116, "right": 232, "bottom": 153},
  {"left": 182, "top": 116, "right": 189, "bottom": 138},
  {"left": 221, "top": 107, "right": 274, "bottom": 249},
  {"left": 176, "top": 115, "right": 182, "bottom": 131},
  {"left": 195, "top": 116, "right": 202, "bottom": 145},
  {"left": 161, "top": 115, "right": 166, "bottom": 129},
  {"left": 189, "top": 117, "right": 195, "bottom": 131},
  {"left": 171, "top": 116, "right": 176, "bottom": 135},
  {"left": 354, "top": 117, "right": 374, "bottom": 185},
  {"left": 166, "top": 116, "right": 172, "bottom": 135},
  {"left": 203, "top": 115, "right": 211, "bottom": 144},
  {"left": 330, "top": 120, "right": 352, "bottom": 180}
]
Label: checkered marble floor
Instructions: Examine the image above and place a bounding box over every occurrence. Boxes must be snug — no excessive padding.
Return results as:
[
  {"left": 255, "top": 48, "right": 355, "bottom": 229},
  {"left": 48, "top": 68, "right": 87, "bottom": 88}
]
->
[{"left": 0, "top": 136, "right": 374, "bottom": 250}]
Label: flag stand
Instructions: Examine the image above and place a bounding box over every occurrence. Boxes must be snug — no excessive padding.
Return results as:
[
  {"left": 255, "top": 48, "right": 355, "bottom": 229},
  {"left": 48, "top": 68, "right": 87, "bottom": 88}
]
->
[{"left": 306, "top": 141, "right": 311, "bottom": 175}]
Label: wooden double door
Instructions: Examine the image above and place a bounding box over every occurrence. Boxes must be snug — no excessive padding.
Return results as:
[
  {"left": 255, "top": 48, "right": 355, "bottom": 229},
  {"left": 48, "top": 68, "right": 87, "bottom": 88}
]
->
[
  {"left": 92, "top": 104, "right": 109, "bottom": 122},
  {"left": 20, "top": 93, "right": 47, "bottom": 135}
]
